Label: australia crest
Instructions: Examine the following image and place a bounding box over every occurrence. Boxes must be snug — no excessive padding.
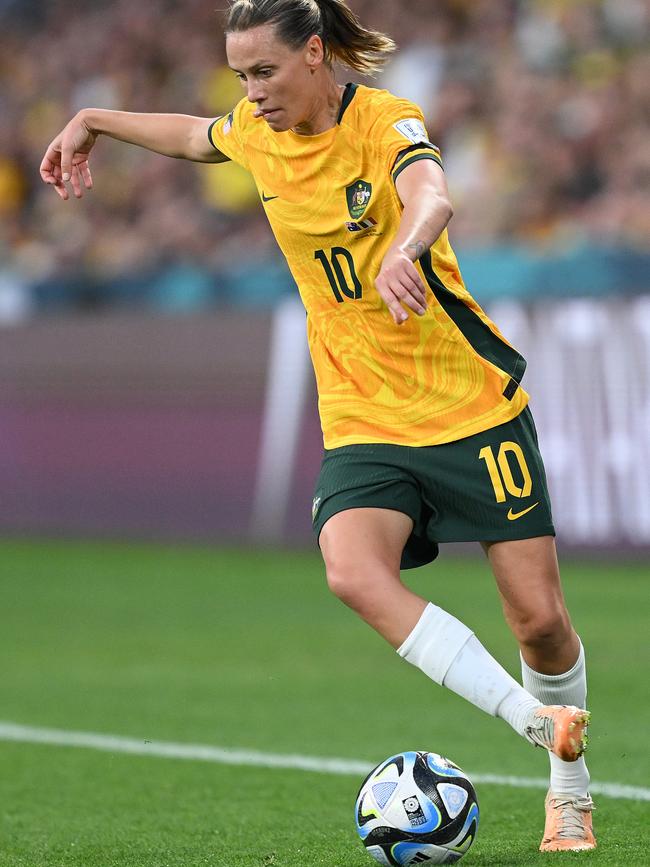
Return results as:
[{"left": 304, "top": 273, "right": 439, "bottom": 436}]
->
[{"left": 346, "top": 180, "right": 372, "bottom": 220}]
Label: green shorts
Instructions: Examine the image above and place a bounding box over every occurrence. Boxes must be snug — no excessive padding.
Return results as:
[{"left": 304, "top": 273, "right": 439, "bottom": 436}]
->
[{"left": 312, "top": 407, "right": 555, "bottom": 570}]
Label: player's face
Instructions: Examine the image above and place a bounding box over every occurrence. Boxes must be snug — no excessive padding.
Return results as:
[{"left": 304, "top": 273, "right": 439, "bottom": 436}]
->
[{"left": 226, "top": 24, "right": 326, "bottom": 133}]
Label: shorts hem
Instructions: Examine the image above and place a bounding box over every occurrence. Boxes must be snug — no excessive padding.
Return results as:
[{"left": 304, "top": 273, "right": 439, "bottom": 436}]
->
[
  {"left": 314, "top": 502, "right": 419, "bottom": 546},
  {"left": 429, "top": 525, "right": 556, "bottom": 544}
]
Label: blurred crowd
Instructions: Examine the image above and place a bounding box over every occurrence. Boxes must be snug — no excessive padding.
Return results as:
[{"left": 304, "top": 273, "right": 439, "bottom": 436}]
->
[{"left": 1, "top": 0, "right": 649, "bottom": 318}]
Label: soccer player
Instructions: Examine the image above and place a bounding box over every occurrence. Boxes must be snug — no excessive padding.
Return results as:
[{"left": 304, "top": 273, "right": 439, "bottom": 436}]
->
[{"left": 40, "top": 0, "right": 595, "bottom": 852}]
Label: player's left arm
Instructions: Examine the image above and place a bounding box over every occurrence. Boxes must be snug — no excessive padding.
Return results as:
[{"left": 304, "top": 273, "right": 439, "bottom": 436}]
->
[{"left": 375, "top": 160, "right": 453, "bottom": 325}]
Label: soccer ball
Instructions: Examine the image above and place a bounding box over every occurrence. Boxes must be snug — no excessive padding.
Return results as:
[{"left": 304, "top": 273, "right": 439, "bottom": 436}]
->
[{"left": 355, "top": 751, "right": 479, "bottom": 865}]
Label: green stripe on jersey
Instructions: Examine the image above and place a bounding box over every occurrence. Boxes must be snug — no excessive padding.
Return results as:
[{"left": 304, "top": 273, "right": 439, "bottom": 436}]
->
[{"left": 420, "top": 251, "right": 527, "bottom": 384}]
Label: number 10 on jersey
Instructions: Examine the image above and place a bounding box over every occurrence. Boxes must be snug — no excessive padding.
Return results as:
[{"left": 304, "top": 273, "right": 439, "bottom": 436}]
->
[{"left": 315, "top": 248, "right": 363, "bottom": 303}]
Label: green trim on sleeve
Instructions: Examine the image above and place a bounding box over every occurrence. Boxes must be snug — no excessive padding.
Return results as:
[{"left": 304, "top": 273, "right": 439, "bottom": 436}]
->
[
  {"left": 393, "top": 151, "right": 443, "bottom": 183},
  {"left": 392, "top": 151, "right": 443, "bottom": 184},
  {"left": 207, "top": 117, "right": 224, "bottom": 150}
]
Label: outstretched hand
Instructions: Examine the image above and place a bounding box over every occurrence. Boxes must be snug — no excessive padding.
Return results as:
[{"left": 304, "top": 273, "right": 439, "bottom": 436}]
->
[{"left": 40, "top": 113, "right": 96, "bottom": 201}]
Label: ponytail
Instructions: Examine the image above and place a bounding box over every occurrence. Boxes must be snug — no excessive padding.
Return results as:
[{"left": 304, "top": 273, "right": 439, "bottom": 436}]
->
[
  {"left": 225, "top": 0, "right": 396, "bottom": 75},
  {"left": 314, "top": 0, "right": 396, "bottom": 74}
]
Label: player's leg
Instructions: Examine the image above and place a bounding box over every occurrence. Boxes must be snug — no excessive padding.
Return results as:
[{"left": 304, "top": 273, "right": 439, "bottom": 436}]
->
[
  {"left": 483, "top": 535, "right": 579, "bottom": 673},
  {"left": 485, "top": 535, "right": 595, "bottom": 851},
  {"left": 320, "top": 508, "right": 552, "bottom": 744},
  {"left": 314, "top": 440, "right": 584, "bottom": 762},
  {"left": 319, "top": 507, "right": 427, "bottom": 646}
]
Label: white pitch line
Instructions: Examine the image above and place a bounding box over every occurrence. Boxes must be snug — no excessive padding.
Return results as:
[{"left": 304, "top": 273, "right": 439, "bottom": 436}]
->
[{"left": 1, "top": 721, "right": 648, "bottom": 803}]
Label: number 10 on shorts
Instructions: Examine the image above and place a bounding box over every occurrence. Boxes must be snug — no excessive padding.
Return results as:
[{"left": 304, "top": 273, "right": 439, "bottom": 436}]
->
[{"left": 479, "top": 442, "right": 532, "bottom": 502}]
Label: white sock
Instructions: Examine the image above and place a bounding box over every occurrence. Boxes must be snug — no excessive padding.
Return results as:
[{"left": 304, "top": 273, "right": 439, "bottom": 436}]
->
[
  {"left": 520, "top": 642, "right": 591, "bottom": 797},
  {"left": 398, "top": 603, "right": 541, "bottom": 737}
]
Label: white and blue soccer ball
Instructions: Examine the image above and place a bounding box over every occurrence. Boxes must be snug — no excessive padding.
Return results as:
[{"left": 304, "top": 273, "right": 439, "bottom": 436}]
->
[{"left": 355, "top": 751, "right": 479, "bottom": 865}]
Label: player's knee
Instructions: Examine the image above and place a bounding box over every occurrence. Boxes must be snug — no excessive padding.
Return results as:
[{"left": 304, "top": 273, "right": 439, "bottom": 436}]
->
[
  {"left": 324, "top": 553, "right": 394, "bottom": 614},
  {"left": 325, "top": 560, "right": 372, "bottom": 609},
  {"left": 515, "top": 607, "right": 571, "bottom": 650}
]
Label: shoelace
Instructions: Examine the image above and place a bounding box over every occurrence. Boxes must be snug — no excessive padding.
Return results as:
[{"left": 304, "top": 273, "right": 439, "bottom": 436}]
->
[
  {"left": 525, "top": 713, "right": 554, "bottom": 748},
  {"left": 548, "top": 795, "right": 595, "bottom": 839}
]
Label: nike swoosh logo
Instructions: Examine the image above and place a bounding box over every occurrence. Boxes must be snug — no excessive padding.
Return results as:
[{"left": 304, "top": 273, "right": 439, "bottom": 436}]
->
[
  {"left": 262, "top": 193, "right": 279, "bottom": 202},
  {"left": 507, "top": 502, "right": 540, "bottom": 521}
]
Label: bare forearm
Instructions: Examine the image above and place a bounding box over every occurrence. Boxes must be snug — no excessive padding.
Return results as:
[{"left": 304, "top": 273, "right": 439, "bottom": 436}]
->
[
  {"left": 80, "top": 108, "right": 222, "bottom": 162},
  {"left": 391, "top": 189, "right": 453, "bottom": 262},
  {"left": 374, "top": 175, "right": 453, "bottom": 324}
]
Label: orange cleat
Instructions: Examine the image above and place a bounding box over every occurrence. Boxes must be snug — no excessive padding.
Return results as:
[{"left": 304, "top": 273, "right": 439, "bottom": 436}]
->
[
  {"left": 540, "top": 790, "right": 596, "bottom": 851},
  {"left": 524, "top": 705, "right": 590, "bottom": 762}
]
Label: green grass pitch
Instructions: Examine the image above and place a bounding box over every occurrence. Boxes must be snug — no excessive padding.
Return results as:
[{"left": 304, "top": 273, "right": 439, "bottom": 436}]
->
[{"left": 1, "top": 539, "right": 648, "bottom": 866}]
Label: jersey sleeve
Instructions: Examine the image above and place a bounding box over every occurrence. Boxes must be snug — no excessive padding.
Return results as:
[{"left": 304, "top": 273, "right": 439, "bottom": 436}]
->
[
  {"left": 207, "top": 97, "right": 251, "bottom": 171},
  {"left": 372, "top": 99, "right": 443, "bottom": 186}
]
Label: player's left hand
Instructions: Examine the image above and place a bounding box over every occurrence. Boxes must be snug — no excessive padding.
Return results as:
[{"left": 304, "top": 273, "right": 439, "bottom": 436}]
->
[{"left": 375, "top": 249, "right": 428, "bottom": 325}]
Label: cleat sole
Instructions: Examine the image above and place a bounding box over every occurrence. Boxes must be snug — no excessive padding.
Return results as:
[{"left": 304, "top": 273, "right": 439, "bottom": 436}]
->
[
  {"left": 540, "top": 842, "right": 597, "bottom": 852},
  {"left": 558, "top": 709, "right": 589, "bottom": 761}
]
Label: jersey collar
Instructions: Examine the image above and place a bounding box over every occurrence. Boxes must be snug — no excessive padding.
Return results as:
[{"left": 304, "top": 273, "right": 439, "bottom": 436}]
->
[{"left": 337, "top": 82, "right": 358, "bottom": 124}]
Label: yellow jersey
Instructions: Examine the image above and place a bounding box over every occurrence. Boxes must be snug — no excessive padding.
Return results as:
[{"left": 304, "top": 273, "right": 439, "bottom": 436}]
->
[{"left": 208, "top": 83, "right": 528, "bottom": 448}]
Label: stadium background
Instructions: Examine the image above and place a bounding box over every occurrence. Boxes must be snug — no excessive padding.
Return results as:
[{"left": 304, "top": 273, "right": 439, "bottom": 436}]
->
[
  {"left": 1, "top": 0, "right": 649, "bottom": 545},
  {"left": 2, "top": 0, "right": 649, "bottom": 550},
  {"left": 1, "top": 3, "right": 650, "bottom": 866}
]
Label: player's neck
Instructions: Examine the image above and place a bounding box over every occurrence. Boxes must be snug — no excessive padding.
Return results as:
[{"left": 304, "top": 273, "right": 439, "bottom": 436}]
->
[{"left": 292, "top": 76, "right": 345, "bottom": 136}]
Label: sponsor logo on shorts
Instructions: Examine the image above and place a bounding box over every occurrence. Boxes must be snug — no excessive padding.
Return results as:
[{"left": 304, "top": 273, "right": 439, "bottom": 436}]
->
[
  {"left": 312, "top": 496, "right": 322, "bottom": 522},
  {"left": 507, "top": 502, "right": 539, "bottom": 521}
]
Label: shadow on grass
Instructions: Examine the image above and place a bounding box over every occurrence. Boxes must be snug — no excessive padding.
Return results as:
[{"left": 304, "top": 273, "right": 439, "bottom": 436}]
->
[{"left": 469, "top": 841, "right": 536, "bottom": 865}]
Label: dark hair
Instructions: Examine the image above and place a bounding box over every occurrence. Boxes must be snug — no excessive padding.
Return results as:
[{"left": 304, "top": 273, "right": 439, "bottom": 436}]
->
[{"left": 224, "top": 0, "right": 396, "bottom": 75}]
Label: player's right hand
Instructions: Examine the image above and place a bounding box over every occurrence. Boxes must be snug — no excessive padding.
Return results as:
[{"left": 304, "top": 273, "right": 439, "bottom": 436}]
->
[
  {"left": 375, "top": 248, "right": 428, "bottom": 325},
  {"left": 40, "top": 112, "right": 96, "bottom": 201}
]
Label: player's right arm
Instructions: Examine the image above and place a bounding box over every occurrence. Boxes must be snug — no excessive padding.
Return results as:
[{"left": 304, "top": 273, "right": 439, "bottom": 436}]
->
[{"left": 40, "top": 109, "right": 228, "bottom": 201}]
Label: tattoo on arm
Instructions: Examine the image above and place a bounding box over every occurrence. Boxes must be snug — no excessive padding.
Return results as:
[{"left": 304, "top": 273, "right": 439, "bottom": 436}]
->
[{"left": 407, "top": 241, "right": 427, "bottom": 260}]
